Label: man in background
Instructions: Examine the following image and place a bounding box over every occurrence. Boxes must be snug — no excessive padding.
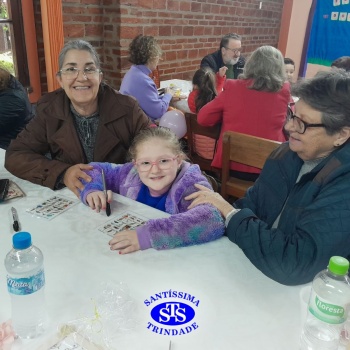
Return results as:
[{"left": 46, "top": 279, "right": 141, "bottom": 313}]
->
[{"left": 200, "top": 33, "right": 245, "bottom": 79}]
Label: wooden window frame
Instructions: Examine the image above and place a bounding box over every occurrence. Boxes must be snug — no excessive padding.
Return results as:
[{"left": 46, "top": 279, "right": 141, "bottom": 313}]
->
[{"left": 0, "top": 0, "right": 30, "bottom": 88}]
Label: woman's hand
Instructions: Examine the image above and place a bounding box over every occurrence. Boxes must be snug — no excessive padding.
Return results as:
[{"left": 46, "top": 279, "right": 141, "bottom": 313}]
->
[
  {"left": 86, "top": 190, "right": 113, "bottom": 212},
  {"left": 63, "top": 163, "right": 93, "bottom": 197},
  {"left": 185, "top": 183, "right": 234, "bottom": 218},
  {"left": 165, "top": 87, "right": 176, "bottom": 96},
  {"left": 108, "top": 230, "right": 140, "bottom": 254}
]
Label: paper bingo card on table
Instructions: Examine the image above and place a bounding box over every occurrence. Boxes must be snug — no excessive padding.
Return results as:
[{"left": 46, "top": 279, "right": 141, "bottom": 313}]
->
[
  {"left": 97, "top": 211, "right": 149, "bottom": 237},
  {"left": 26, "top": 195, "right": 79, "bottom": 220}
]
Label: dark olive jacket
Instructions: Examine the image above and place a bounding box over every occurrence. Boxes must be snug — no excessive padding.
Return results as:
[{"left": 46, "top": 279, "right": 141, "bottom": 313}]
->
[{"left": 5, "top": 84, "right": 150, "bottom": 189}]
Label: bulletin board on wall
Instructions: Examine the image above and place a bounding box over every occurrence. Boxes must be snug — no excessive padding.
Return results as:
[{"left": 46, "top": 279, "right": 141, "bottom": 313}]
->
[{"left": 306, "top": 0, "right": 350, "bottom": 67}]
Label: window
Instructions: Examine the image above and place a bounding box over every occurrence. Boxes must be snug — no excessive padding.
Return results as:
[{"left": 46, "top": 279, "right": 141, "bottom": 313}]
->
[{"left": 0, "top": 0, "right": 29, "bottom": 87}]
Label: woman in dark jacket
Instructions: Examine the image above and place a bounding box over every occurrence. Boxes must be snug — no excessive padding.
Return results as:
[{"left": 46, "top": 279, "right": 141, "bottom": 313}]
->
[
  {"left": 0, "top": 67, "right": 32, "bottom": 149},
  {"left": 5, "top": 40, "right": 150, "bottom": 196},
  {"left": 187, "top": 69, "right": 350, "bottom": 286}
]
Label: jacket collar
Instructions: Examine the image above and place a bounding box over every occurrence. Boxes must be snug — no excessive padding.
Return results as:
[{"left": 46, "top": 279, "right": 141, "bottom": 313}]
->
[{"left": 42, "top": 84, "right": 129, "bottom": 163}]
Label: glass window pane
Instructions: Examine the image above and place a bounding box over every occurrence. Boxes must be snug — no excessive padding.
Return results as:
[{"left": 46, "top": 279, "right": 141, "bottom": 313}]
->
[
  {"left": 0, "top": 22, "right": 15, "bottom": 75},
  {"left": 0, "top": 1, "right": 9, "bottom": 19}
]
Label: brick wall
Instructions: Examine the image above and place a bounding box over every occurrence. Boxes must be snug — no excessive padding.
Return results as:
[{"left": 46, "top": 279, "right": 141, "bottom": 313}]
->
[{"left": 34, "top": 0, "right": 284, "bottom": 93}]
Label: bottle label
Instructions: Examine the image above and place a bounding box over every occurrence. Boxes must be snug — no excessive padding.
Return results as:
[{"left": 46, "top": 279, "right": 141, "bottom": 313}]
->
[
  {"left": 7, "top": 269, "right": 45, "bottom": 295},
  {"left": 309, "top": 292, "right": 346, "bottom": 324}
]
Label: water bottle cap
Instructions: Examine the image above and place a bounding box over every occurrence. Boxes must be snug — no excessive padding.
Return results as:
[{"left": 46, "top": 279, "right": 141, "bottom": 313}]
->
[
  {"left": 13, "top": 232, "right": 32, "bottom": 250},
  {"left": 328, "top": 256, "right": 349, "bottom": 275}
]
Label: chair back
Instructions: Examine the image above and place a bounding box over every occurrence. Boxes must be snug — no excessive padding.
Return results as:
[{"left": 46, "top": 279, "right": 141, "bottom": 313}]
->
[
  {"left": 202, "top": 171, "right": 219, "bottom": 192},
  {"left": 221, "top": 131, "right": 281, "bottom": 199},
  {"left": 185, "top": 112, "right": 221, "bottom": 177},
  {"left": 149, "top": 66, "right": 160, "bottom": 88}
]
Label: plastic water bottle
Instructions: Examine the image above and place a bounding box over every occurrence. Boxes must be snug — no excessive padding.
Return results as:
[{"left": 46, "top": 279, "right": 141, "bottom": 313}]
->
[
  {"left": 300, "top": 256, "right": 350, "bottom": 350},
  {"left": 340, "top": 314, "right": 350, "bottom": 349},
  {"left": 4, "top": 232, "right": 47, "bottom": 338}
]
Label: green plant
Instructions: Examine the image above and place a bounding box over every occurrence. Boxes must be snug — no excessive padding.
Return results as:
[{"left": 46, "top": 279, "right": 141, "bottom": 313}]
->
[
  {"left": 0, "top": 4, "right": 8, "bottom": 19},
  {"left": 0, "top": 60, "right": 14, "bottom": 75}
]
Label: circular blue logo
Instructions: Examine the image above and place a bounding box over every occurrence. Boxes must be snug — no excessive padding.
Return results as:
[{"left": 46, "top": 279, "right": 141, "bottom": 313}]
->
[{"left": 151, "top": 302, "right": 195, "bottom": 326}]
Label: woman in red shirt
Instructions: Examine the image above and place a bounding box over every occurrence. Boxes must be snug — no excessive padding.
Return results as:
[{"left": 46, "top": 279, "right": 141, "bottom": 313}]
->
[{"left": 198, "top": 45, "right": 290, "bottom": 181}]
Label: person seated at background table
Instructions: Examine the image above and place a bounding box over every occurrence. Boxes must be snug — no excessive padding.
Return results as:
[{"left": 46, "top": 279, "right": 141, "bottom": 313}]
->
[
  {"left": 0, "top": 67, "right": 33, "bottom": 150},
  {"left": 284, "top": 57, "right": 297, "bottom": 115},
  {"left": 198, "top": 45, "right": 290, "bottom": 182},
  {"left": 187, "top": 69, "right": 350, "bottom": 286},
  {"left": 5, "top": 39, "right": 150, "bottom": 196},
  {"left": 79, "top": 127, "right": 225, "bottom": 254},
  {"left": 187, "top": 66, "right": 226, "bottom": 160},
  {"left": 188, "top": 66, "right": 226, "bottom": 114},
  {"left": 120, "top": 35, "right": 176, "bottom": 121},
  {"left": 284, "top": 57, "right": 295, "bottom": 83},
  {"left": 200, "top": 33, "right": 245, "bottom": 80}
]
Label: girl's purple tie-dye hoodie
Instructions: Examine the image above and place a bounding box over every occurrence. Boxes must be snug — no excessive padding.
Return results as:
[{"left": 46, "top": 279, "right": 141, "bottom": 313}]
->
[{"left": 80, "top": 161, "right": 225, "bottom": 250}]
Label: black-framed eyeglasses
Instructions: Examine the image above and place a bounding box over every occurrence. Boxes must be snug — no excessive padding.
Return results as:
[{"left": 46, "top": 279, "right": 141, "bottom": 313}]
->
[
  {"left": 58, "top": 67, "right": 102, "bottom": 80},
  {"left": 286, "top": 112, "right": 326, "bottom": 134},
  {"left": 224, "top": 47, "right": 242, "bottom": 55}
]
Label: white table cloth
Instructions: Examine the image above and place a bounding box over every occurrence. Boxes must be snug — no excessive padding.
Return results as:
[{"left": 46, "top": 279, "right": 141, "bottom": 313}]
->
[
  {"left": 0, "top": 149, "right": 308, "bottom": 350},
  {"left": 160, "top": 80, "right": 192, "bottom": 114}
]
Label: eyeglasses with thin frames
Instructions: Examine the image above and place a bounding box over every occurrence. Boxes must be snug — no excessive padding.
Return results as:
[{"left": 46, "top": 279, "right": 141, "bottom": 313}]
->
[
  {"left": 286, "top": 111, "right": 326, "bottom": 134},
  {"left": 58, "top": 67, "right": 102, "bottom": 80},
  {"left": 134, "top": 156, "right": 179, "bottom": 172},
  {"left": 224, "top": 47, "right": 242, "bottom": 55}
]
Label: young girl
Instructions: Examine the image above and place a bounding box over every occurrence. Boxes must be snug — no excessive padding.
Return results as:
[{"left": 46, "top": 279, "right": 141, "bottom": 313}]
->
[
  {"left": 187, "top": 67, "right": 226, "bottom": 160},
  {"left": 188, "top": 67, "right": 226, "bottom": 114},
  {"left": 79, "top": 127, "right": 225, "bottom": 254}
]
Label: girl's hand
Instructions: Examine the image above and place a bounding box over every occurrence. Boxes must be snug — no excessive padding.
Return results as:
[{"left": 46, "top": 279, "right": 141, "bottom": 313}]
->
[
  {"left": 185, "top": 184, "right": 234, "bottom": 218},
  {"left": 219, "top": 66, "right": 228, "bottom": 77},
  {"left": 86, "top": 190, "right": 113, "bottom": 213},
  {"left": 108, "top": 230, "right": 140, "bottom": 254}
]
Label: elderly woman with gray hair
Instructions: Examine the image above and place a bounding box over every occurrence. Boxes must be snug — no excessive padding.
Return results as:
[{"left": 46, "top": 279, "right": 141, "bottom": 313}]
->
[
  {"left": 5, "top": 39, "right": 150, "bottom": 196},
  {"left": 197, "top": 45, "right": 291, "bottom": 182},
  {"left": 120, "top": 34, "right": 176, "bottom": 121},
  {"left": 187, "top": 69, "right": 350, "bottom": 285}
]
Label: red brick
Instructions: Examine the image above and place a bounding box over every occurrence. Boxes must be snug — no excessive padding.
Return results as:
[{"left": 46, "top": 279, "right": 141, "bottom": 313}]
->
[
  {"left": 81, "top": 0, "right": 100, "bottom": 4},
  {"left": 165, "top": 51, "right": 177, "bottom": 61},
  {"left": 85, "top": 24, "right": 103, "bottom": 36},
  {"left": 138, "top": 0, "right": 154, "bottom": 9},
  {"left": 159, "top": 26, "right": 172, "bottom": 37},
  {"left": 120, "top": 26, "right": 142, "bottom": 39},
  {"left": 180, "top": 1, "right": 191, "bottom": 11},
  {"left": 177, "top": 51, "right": 187, "bottom": 60},
  {"left": 168, "top": 0, "right": 180, "bottom": 11},
  {"left": 69, "top": 15, "right": 93, "bottom": 22},
  {"left": 144, "top": 26, "right": 159, "bottom": 36},
  {"left": 63, "top": 24, "right": 85, "bottom": 38},
  {"left": 153, "top": 0, "right": 167, "bottom": 9},
  {"left": 171, "top": 26, "right": 183, "bottom": 36},
  {"left": 183, "top": 26, "right": 194, "bottom": 36},
  {"left": 191, "top": 2, "right": 202, "bottom": 12}
]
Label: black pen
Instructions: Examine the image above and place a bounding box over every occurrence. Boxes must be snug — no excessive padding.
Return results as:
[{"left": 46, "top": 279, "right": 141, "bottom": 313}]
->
[
  {"left": 11, "top": 207, "right": 20, "bottom": 232},
  {"left": 101, "top": 169, "right": 111, "bottom": 216}
]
